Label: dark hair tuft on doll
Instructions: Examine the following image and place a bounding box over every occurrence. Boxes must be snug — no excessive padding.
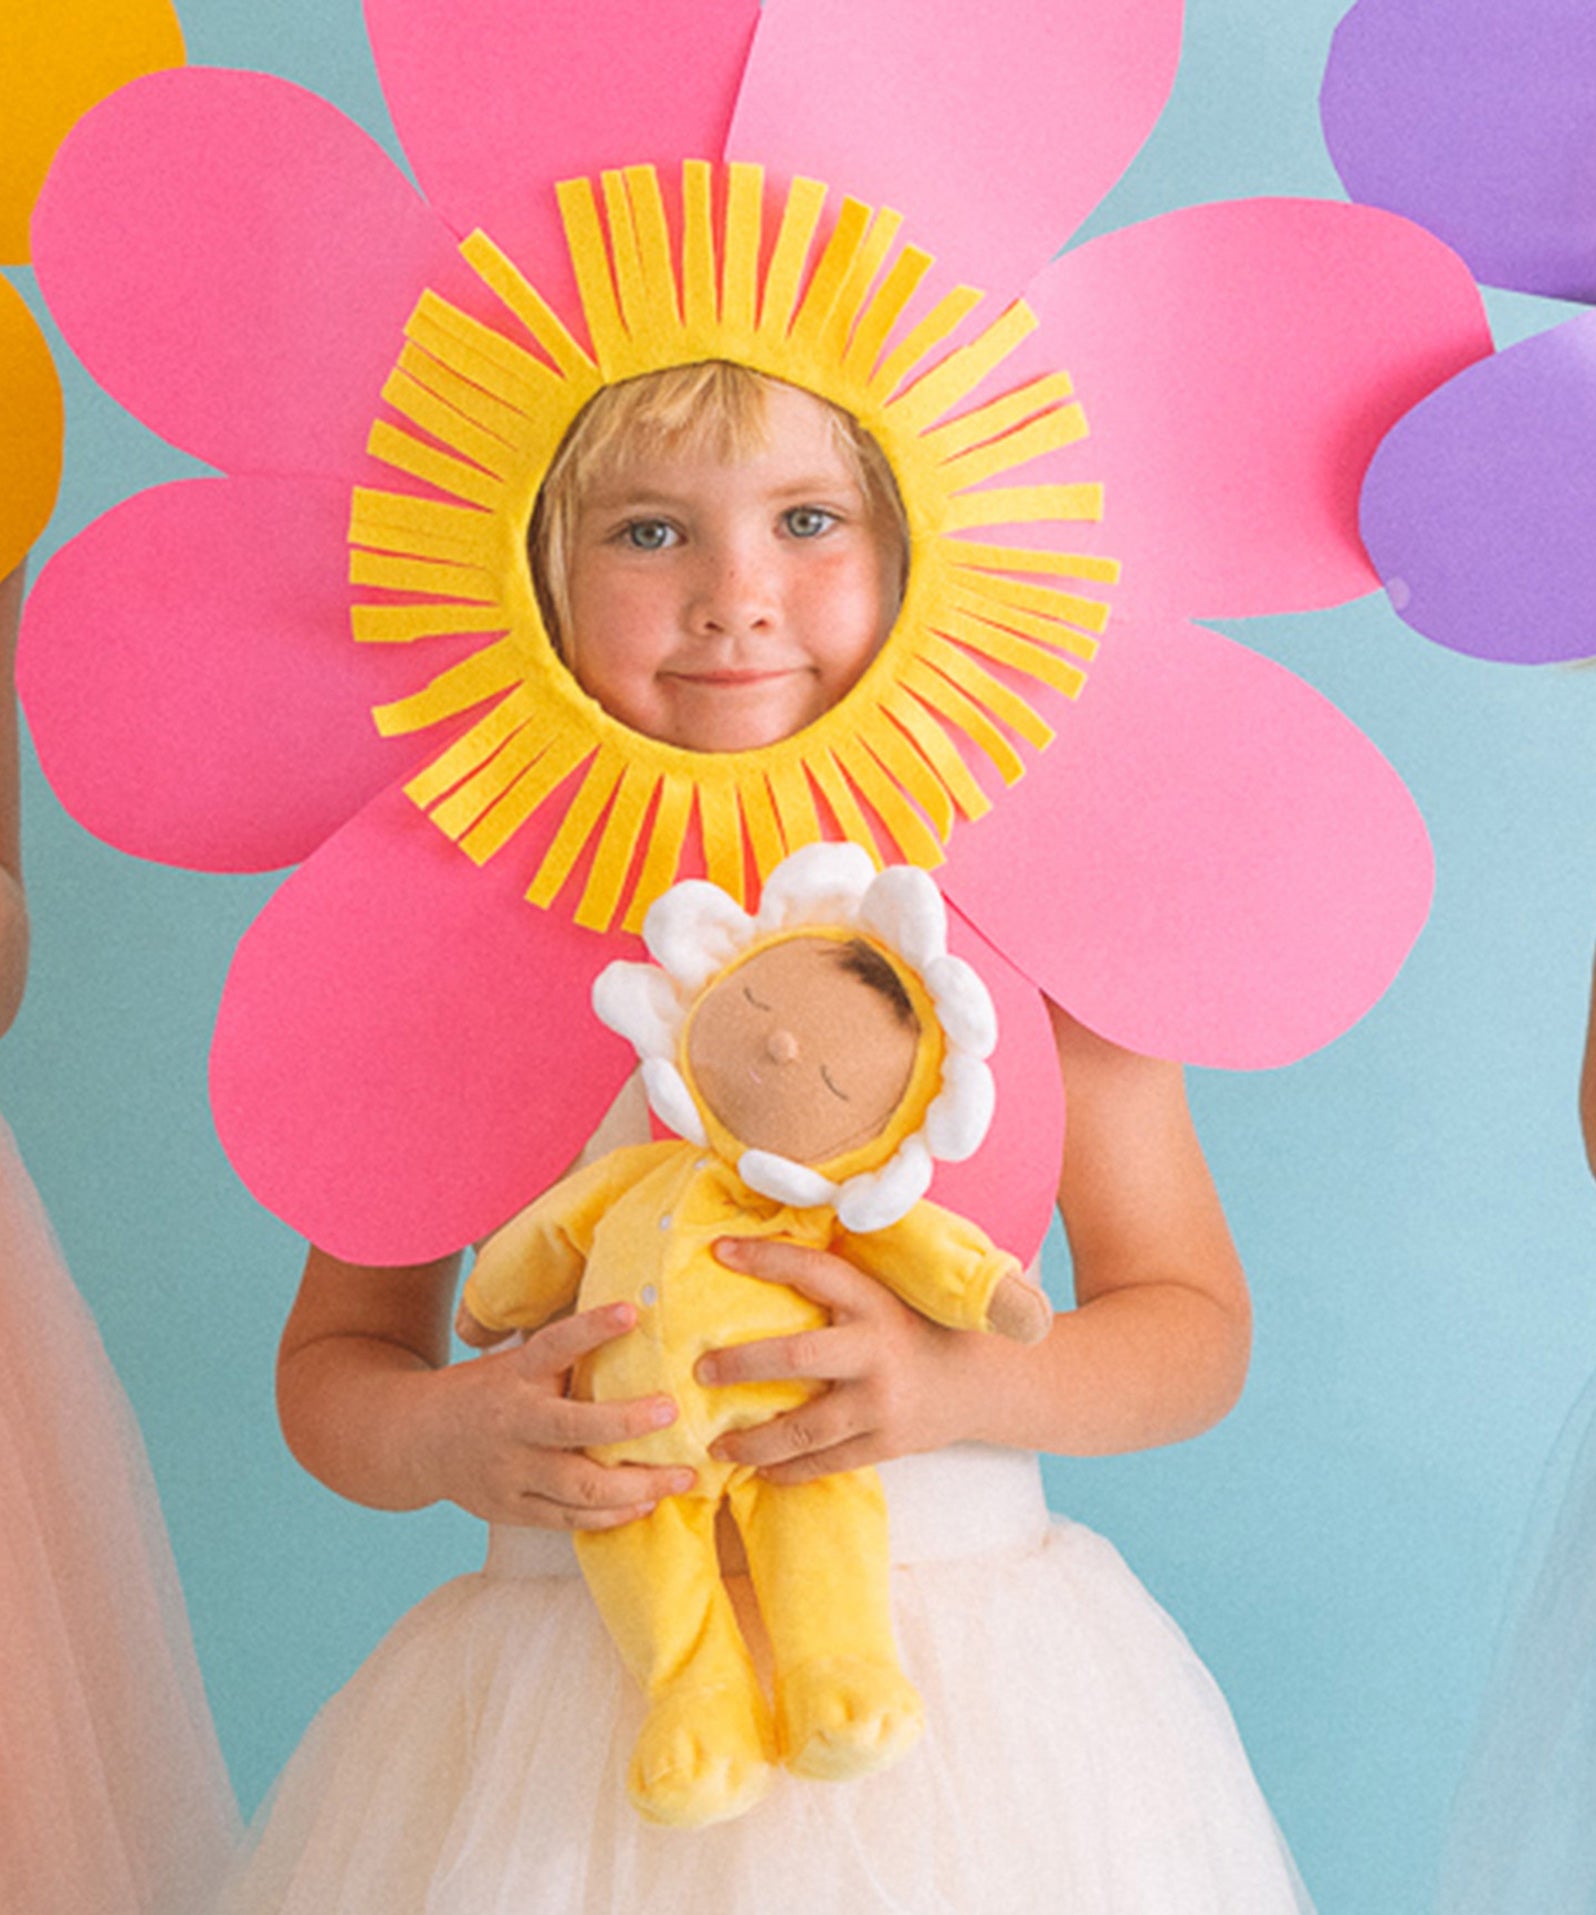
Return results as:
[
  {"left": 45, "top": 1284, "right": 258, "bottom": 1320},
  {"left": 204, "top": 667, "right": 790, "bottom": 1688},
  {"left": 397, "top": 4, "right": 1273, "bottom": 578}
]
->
[{"left": 834, "top": 938, "right": 918, "bottom": 1028}]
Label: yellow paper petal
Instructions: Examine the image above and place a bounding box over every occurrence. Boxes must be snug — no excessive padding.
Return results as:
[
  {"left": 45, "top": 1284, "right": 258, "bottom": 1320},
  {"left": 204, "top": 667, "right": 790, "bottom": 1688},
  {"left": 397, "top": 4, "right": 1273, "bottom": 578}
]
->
[{"left": 0, "top": 281, "right": 63, "bottom": 571}]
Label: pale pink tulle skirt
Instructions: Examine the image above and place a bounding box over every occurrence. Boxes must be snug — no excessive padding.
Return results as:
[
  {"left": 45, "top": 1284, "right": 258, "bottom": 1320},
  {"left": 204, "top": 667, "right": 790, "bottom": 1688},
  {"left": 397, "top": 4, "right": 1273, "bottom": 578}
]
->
[
  {"left": 222, "top": 1448, "right": 1312, "bottom": 1914},
  {"left": 0, "top": 1118, "right": 238, "bottom": 1913}
]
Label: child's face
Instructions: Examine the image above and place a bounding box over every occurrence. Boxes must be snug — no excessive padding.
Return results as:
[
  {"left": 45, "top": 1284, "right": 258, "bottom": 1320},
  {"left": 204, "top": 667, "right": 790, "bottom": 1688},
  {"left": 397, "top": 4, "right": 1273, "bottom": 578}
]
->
[{"left": 563, "top": 382, "right": 901, "bottom": 752}]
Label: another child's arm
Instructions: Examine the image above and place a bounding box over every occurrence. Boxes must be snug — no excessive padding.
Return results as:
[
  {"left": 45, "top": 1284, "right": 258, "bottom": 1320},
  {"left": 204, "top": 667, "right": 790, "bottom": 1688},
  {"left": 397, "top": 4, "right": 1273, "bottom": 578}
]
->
[
  {"left": 702, "top": 1002, "right": 1251, "bottom": 1483},
  {"left": 1580, "top": 945, "right": 1596, "bottom": 1177},
  {"left": 277, "top": 1246, "right": 691, "bottom": 1528},
  {"left": 0, "top": 565, "right": 32, "bottom": 1036}
]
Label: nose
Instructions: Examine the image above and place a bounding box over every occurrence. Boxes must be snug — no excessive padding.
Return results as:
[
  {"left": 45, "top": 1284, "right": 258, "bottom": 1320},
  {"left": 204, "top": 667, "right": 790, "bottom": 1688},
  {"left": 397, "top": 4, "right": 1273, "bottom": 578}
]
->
[
  {"left": 690, "top": 542, "right": 777, "bottom": 638},
  {"left": 766, "top": 1028, "right": 800, "bottom": 1065}
]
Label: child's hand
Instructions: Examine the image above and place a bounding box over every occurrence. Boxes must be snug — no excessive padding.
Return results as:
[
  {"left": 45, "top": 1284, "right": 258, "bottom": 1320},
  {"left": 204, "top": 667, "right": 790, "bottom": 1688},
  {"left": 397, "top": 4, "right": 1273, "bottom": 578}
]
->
[
  {"left": 695, "top": 1239, "right": 991, "bottom": 1484},
  {"left": 426, "top": 1303, "right": 694, "bottom": 1528}
]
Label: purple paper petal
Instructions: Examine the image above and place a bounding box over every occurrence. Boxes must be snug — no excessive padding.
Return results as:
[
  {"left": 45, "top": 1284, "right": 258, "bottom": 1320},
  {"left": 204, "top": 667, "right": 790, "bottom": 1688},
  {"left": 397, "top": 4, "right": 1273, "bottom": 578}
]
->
[
  {"left": 1360, "top": 307, "right": 1596, "bottom": 663},
  {"left": 1322, "top": 0, "right": 1596, "bottom": 302}
]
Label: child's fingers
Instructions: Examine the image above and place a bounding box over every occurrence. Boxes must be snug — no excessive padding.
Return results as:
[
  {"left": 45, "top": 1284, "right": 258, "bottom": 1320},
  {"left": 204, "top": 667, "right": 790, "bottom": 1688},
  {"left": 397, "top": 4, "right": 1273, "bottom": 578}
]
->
[
  {"left": 711, "top": 1389, "right": 869, "bottom": 1473},
  {"left": 714, "top": 1237, "right": 874, "bottom": 1309},
  {"left": 516, "top": 1451, "right": 694, "bottom": 1524},
  {"left": 747, "top": 1433, "right": 883, "bottom": 1488},
  {"left": 695, "top": 1322, "right": 867, "bottom": 1390},
  {"left": 527, "top": 1390, "right": 680, "bottom": 1452},
  {"left": 508, "top": 1490, "right": 663, "bottom": 1533},
  {"left": 514, "top": 1301, "right": 638, "bottom": 1378}
]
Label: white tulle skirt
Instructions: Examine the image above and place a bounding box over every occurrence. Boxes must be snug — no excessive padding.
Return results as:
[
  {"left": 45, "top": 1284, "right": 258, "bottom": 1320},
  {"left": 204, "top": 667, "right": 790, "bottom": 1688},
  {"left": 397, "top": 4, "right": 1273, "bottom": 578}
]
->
[
  {"left": 0, "top": 1117, "right": 238, "bottom": 1914},
  {"left": 221, "top": 1446, "right": 1310, "bottom": 1914}
]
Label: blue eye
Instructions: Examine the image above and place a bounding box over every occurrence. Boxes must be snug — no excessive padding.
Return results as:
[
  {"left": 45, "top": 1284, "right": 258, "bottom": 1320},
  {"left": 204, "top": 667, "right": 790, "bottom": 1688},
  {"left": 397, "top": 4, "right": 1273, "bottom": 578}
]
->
[
  {"left": 622, "top": 519, "right": 678, "bottom": 551},
  {"left": 783, "top": 506, "right": 837, "bottom": 539}
]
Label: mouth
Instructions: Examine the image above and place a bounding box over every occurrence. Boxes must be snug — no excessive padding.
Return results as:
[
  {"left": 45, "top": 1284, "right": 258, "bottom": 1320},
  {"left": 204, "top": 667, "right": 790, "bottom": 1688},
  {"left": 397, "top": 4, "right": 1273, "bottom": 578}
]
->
[{"left": 665, "top": 668, "right": 807, "bottom": 689}]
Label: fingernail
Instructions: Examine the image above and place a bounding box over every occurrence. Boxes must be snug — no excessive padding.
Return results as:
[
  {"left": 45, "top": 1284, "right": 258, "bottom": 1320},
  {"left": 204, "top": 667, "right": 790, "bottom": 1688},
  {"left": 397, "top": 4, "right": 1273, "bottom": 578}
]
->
[
  {"left": 669, "top": 1470, "right": 695, "bottom": 1494},
  {"left": 695, "top": 1354, "right": 719, "bottom": 1386},
  {"left": 707, "top": 1439, "right": 729, "bottom": 1462},
  {"left": 648, "top": 1398, "right": 676, "bottom": 1428},
  {"left": 609, "top": 1303, "right": 636, "bottom": 1329},
  {"left": 714, "top": 1237, "right": 745, "bottom": 1267}
]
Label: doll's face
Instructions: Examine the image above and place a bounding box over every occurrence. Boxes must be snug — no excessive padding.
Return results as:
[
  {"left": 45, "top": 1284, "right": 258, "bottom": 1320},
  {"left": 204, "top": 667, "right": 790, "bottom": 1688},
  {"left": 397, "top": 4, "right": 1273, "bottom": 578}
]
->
[{"left": 686, "top": 935, "right": 920, "bottom": 1165}]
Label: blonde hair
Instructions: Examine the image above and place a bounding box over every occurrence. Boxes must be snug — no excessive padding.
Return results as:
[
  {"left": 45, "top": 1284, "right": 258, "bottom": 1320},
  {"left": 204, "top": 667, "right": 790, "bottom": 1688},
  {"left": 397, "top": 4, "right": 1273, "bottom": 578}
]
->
[{"left": 527, "top": 361, "right": 909, "bottom": 648}]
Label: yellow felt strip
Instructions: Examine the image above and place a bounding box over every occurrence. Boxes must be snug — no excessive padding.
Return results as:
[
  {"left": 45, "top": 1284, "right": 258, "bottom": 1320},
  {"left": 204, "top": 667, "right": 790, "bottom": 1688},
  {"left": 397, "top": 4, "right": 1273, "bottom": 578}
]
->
[
  {"left": 922, "top": 633, "right": 1055, "bottom": 750},
  {"left": 819, "top": 206, "right": 903, "bottom": 361},
  {"left": 557, "top": 177, "right": 628, "bottom": 370},
  {"left": 681, "top": 159, "right": 718, "bottom": 332},
  {"left": 349, "top": 488, "right": 498, "bottom": 564},
  {"left": 403, "top": 686, "right": 541, "bottom": 808},
  {"left": 380, "top": 370, "right": 519, "bottom": 479},
  {"left": 883, "top": 687, "right": 992, "bottom": 820},
  {"left": 576, "top": 760, "right": 658, "bottom": 931},
  {"left": 461, "top": 230, "right": 592, "bottom": 380},
  {"left": 352, "top": 600, "right": 508, "bottom": 645},
  {"left": 843, "top": 243, "right": 933, "bottom": 383},
  {"left": 348, "top": 550, "right": 499, "bottom": 601},
  {"left": 856, "top": 707, "right": 954, "bottom": 839},
  {"left": 526, "top": 749, "right": 626, "bottom": 909},
  {"left": 431, "top": 732, "right": 548, "bottom": 840},
  {"left": 901, "top": 657, "right": 1028, "bottom": 785},
  {"left": 943, "top": 608, "right": 1089, "bottom": 699},
  {"left": 953, "top": 568, "right": 1109, "bottom": 638},
  {"left": 766, "top": 757, "right": 823, "bottom": 850},
  {"left": 407, "top": 290, "right": 556, "bottom": 408},
  {"left": 698, "top": 779, "right": 746, "bottom": 906},
  {"left": 807, "top": 749, "right": 883, "bottom": 861},
  {"left": 624, "top": 165, "right": 681, "bottom": 340},
  {"left": 722, "top": 162, "right": 764, "bottom": 335},
  {"left": 944, "top": 483, "right": 1103, "bottom": 531},
  {"left": 372, "top": 638, "right": 525, "bottom": 735},
  {"left": 397, "top": 343, "right": 529, "bottom": 444},
  {"left": 868, "top": 285, "right": 985, "bottom": 402},
  {"left": 601, "top": 170, "right": 647, "bottom": 336},
  {"left": 921, "top": 372, "right": 1077, "bottom": 460},
  {"left": 759, "top": 176, "right": 827, "bottom": 339},
  {"left": 622, "top": 772, "right": 695, "bottom": 932},
  {"left": 460, "top": 730, "right": 594, "bottom": 865},
  {"left": 945, "top": 539, "right": 1121, "bottom": 585},
  {"left": 937, "top": 402, "right": 1088, "bottom": 489},
  {"left": 367, "top": 421, "right": 504, "bottom": 510},
  {"left": 832, "top": 735, "right": 945, "bottom": 868},
  {"left": 949, "top": 583, "right": 1101, "bottom": 663},
  {"left": 887, "top": 299, "right": 1039, "bottom": 433},
  {"left": 737, "top": 769, "right": 786, "bottom": 876},
  {"left": 790, "top": 195, "right": 871, "bottom": 346}
]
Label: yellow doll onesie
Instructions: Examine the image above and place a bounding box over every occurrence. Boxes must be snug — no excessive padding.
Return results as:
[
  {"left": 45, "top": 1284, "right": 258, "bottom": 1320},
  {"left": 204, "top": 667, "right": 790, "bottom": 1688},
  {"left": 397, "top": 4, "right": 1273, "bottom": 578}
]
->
[{"left": 460, "top": 845, "right": 1049, "bottom": 1829}]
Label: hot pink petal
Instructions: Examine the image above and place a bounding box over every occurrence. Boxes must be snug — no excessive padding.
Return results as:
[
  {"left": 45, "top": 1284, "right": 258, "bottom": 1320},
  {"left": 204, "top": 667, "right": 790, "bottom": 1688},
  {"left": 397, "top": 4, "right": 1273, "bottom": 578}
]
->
[
  {"left": 32, "top": 67, "right": 481, "bottom": 479},
  {"left": 365, "top": 0, "right": 760, "bottom": 330},
  {"left": 931, "top": 908, "right": 1063, "bottom": 1267},
  {"left": 18, "top": 477, "right": 486, "bottom": 872},
  {"left": 938, "top": 613, "right": 1433, "bottom": 1069},
  {"left": 211, "top": 786, "right": 639, "bottom": 1266},
  {"left": 994, "top": 198, "right": 1491, "bottom": 617},
  {"left": 729, "top": 0, "right": 1182, "bottom": 298}
]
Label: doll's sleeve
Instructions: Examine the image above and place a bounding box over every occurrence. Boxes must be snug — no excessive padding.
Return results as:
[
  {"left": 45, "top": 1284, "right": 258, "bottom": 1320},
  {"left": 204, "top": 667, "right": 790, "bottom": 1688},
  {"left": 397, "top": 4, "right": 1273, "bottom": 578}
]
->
[
  {"left": 835, "top": 1201, "right": 1022, "bottom": 1334},
  {"left": 463, "top": 1142, "right": 672, "bottom": 1336}
]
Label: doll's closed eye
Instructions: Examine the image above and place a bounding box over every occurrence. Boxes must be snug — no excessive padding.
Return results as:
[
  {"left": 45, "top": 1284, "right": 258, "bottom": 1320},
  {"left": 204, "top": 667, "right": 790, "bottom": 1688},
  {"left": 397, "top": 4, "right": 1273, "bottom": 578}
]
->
[
  {"left": 742, "top": 984, "right": 773, "bottom": 1011},
  {"left": 820, "top": 1065, "right": 850, "bottom": 1102}
]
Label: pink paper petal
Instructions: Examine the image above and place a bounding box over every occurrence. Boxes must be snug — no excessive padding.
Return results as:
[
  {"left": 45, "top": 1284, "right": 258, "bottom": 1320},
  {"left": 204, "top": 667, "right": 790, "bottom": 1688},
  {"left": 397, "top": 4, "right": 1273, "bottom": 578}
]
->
[
  {"left": 17, "top": 477, "right": 486, "bottom": 871},
  {"left": 728, "top": 0, "right": 1182, "bottom": 299},
  {"left": 212, "top": 786, "right": 639, "bottom": 1265},
  {"left": 938, "top": 613, "right": 1433, "bottom": 1069},
  {"left": 365, "top": 0, "right": 760, "bottom": 330},
  {"left": 32, "top": 67, "right": 477, "bottom": 479},
  {"left": 997, "top": 198, "right": 1491, "bottom": 617},
  {"left": 931, "top": 907, "right": 1062, "bottom": 1267}
]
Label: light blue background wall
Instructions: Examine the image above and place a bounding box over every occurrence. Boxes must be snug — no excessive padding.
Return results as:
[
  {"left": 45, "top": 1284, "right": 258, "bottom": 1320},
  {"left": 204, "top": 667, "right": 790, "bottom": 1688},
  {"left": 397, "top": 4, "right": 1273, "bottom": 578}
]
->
[{"left": 5, "top": 5, "right": 1591, "bottom": 1911}]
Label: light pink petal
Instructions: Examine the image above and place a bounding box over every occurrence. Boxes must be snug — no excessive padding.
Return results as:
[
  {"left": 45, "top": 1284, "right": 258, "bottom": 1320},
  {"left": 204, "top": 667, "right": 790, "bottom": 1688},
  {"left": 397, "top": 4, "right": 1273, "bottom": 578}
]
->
[
  {"left": 997, "top": 198, "right": 1491, "bottom": 617},
  {"left": 32, "top": 67, "right": 479, "bottom": 479},
  {"left": 212, "top": 787, "right": 638, "bottom": 1265},
  {"left": 930, "top": 908, "right": 1062, "bottom": 1267},
  {"left": 729, "top": 0, "right": 1182, "bottom": 297},
  {"left": 939, "top": 613, "right": 1433, "bottom": 1069},
  {"left": 18, "top": 478, "right": 483, "bottom": 872},
  {"left": 365, "top": 0, "right": 760, "bottom": 328}
]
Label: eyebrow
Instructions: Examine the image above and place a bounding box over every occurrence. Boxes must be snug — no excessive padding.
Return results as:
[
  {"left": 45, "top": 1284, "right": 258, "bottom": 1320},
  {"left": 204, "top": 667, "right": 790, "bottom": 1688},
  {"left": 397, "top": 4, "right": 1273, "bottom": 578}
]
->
[{"left": 581, "top": 472, "right": 866, "bottom": 515}]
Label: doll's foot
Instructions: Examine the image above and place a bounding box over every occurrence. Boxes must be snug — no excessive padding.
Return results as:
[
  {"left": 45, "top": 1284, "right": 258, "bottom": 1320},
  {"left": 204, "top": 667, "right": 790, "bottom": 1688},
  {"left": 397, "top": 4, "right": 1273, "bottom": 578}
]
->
[
  {"left": 628, "top": 1680, "right": 776, "bottom": 1828},
  {"left": 778, "top": 1657, "right": 924, "bottom": 1782}
]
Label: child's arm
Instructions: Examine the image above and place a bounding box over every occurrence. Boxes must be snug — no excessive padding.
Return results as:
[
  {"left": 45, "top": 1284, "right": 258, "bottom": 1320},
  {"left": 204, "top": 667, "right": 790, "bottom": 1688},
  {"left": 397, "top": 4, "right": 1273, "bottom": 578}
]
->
[
  {"left": 701, "top": 1002, "right": 1250, "bottom": 1483},
  {"left": 277, "top": 1246, "right": 693, "bottom": 1528},
  {"left": 0, "top": 565, "right": 31, "bottom": 1037},
  {"left": 1579, "top": 943, "right": 1596, "bottom": 1177}
]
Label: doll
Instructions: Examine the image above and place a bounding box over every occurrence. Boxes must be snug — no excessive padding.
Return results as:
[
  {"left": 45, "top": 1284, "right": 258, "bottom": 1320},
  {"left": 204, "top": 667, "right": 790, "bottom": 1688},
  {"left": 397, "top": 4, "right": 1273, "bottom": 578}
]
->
[{"left": 458, "top": 842, "right": 1049, "bottom": 1829}]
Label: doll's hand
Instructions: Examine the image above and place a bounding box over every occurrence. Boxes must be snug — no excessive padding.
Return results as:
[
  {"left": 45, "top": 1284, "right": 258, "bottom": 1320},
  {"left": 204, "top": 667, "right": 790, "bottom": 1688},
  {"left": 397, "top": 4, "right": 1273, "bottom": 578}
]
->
[
  {"left": 424, "top": 1303, "right": 694, "bottom": 1529},
  {"left": 695, "top": 1238, "right": 984, "bottom": 1485}
]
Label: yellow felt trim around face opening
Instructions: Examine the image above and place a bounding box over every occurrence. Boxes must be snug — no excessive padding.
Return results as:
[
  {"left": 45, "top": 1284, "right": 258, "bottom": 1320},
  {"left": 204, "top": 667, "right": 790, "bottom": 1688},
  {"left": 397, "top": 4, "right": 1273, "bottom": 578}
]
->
[
  {"left": 679, "top": 927, "right": 948, "bottom": 1180},
  {"left": 354, "top": 161, "right": 1118, "bottom": 931}
]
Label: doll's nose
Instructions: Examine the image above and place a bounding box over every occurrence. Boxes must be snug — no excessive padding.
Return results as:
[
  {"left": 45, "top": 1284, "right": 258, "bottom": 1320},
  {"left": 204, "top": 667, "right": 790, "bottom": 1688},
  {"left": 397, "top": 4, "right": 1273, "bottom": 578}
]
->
[{"left": 766, "top": 1028, "right": 800, "bottom": 1064}]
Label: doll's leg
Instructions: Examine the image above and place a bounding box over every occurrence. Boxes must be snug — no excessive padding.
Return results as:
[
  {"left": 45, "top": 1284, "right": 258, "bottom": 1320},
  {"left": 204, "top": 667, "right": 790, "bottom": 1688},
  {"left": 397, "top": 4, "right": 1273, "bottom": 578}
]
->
[
  {"left": 729, "top": 1469, "right": 923, "bottom": 1782},
  {"left": 576, "top": 1494, "right": 775, "bottom": 1827}
]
